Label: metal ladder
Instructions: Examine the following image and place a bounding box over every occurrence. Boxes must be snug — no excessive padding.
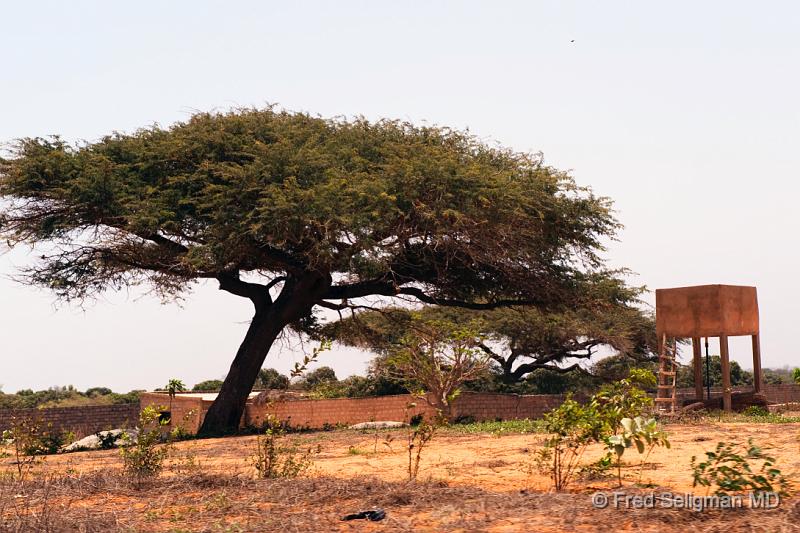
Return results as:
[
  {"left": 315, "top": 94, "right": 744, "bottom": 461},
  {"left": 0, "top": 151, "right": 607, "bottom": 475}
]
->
[{"left": 655, "top": 334, "right": 677, "bottom": 413}]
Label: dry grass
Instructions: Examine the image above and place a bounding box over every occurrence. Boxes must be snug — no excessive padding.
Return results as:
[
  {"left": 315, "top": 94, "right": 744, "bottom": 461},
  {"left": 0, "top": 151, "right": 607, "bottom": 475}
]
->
[
  {"left": 2, "top": 471, "right": 800, "bottom": 532},
  {"left": 2, "top": 421, "right": 800, "bottom": 531}
]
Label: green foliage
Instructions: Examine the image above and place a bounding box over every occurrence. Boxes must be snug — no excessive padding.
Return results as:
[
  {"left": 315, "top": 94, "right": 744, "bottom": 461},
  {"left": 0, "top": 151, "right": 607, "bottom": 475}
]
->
[
  {"left": 192, "top": 379, "right": 224, "bottom": 392},
  {"left": 384, "top": 315, "right": 489, "bottom": 418},
  {"left": 591, "top": 354, "right": 657, "bottom": 384},
  {"left": 297, "top": 366, "right": 338, "bottom": 390},
  {"left": 537, "top": 369, "right": 663, "bottom": 491},
  {"left": 694, "top": 410, "right": 800, "bottom": 424},
  {"left": 742, "top": 405, "right": 770, "bottom": 417},
  {"left": 590, "top": 369, "right": 655, "bottom": 434},
  {"left": 1, "top": 107, "right": 628, "bottom": 434},
  {"left": 691, "top": 439, "right": 790, "bottom": 496},
  {"left": 254, "top": 368, "right": 289, "bottom": 390},
  {"left": 605, "top": 416, "right": 670, "bottom": 485},
  {"left": 120, "top": 405, "right": 170, "bottom": 487},
  {"left": 677, "top": 356, "right": 753, "bottom": 388},
  {"left": 290, "top": 341, "right": 331, "bottom": 379},
  {"left": 1, "top": 417, "right": 70, "bottom": 461},
  {"left": 324, "top": 292, "right": 656, "bottom": 386},
  {"left": 0, "top": 385, "right": 138, "bottom": 409},
  {"left": 537, "top": 397, "right": 606, "bottom": 491},
  {"left": 1, "top": 108, "right": 619, "bottom": 307},
  {"left": 166, "top": 379, "right": 186, "bottom": 397},
  {"left": 405, "top": 405, "right": 445, "bottom": 481},
  {"left": 1, "top": 417, "right": 47, "bottom": 480},
  {"left": 793, "top": 368, "right": 800, "bottom": 386},
  {"left": 444, "top": 418, "right": 545, "bottom": 435},
  {"left": 252, "top": 414, "right": 316, "bottom": 479},
  {"left": 761, "top": 366, "right": 795, "bottom": 385}
]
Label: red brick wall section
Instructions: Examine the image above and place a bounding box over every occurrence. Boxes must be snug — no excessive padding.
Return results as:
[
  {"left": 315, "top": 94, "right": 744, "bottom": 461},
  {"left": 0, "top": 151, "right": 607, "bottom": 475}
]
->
[
  {"left": 139, "top": 393, "right": 208, "bottom": 434},
  {"left": 245, "top": 394, "right": 438, "bottom": 430},
  {"left": 0, "top": 403, "right": 140, "bottom": 438},
  {"left": 676, "top": 383, "right": 800, "bottom": 404},
  {"left": 244, "top": 391, "right": 569, "bottom": 431},
  {"left": 140, "top": 383, "right": 800, "bottom": 436}
]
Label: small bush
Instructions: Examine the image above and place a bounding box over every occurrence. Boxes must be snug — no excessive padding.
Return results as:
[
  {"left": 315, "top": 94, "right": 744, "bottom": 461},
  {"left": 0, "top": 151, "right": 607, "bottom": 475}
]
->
[
  {"left": 605, "top": 416, "right": 670, "bottom": 486},
  {"left": 120, "top": 405, "right": 170, "bottom": 487},
  {"left": 253, "top": 414, "right": 316, "bottom": 479},
  {"left": 1, "top": 417, "right": 46, "bottom": 480},
  {"left": 691, "top": 438, "right": 790, "bottom": 496},
  {"left": 407, "top": 416, "right": 440, "bottom": 481},
  {"left": 742, "top": 405, "right": 770, "bottom": 417},
  {"left": 538, "top": 397, "right": 606, "bottom": 491}
]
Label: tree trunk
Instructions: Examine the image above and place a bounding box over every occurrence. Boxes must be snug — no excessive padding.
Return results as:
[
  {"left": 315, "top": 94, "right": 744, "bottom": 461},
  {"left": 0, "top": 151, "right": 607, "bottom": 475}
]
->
[{"left": 198, "top": 272, "right": 330, "bottom": 436}]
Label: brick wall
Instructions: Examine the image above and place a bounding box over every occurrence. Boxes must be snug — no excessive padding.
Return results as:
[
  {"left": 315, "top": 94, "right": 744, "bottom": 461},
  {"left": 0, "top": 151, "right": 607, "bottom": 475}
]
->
[
  {"left": 139, "top": 393, "right": 208, "bottom": 434},
  {"left": 0, "top": 403, "right": 140, "bottom": 438},
  {"left": 243, "top": 391, "right": 567, "bottom": 432},
  {"left": 10, "top": 383, "right": 798, "bottom": 439},
  {"left": 141, "top": 391, "right": 570, "bottom": 434},
  {"left": 245, "top": 394, "right": 439, "bottom": 429},
  {"left": 676, "top": 383, "right": 800, "bottom": 404}
]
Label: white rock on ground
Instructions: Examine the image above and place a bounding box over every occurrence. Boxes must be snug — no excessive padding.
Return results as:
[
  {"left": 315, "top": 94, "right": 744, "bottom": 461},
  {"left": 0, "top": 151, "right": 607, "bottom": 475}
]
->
[
  {"left": 62, "top": 429, "right": 138, "bottom": 452},
  {"left": 348, "top": 421, "right": 406, "bottom": 430}
]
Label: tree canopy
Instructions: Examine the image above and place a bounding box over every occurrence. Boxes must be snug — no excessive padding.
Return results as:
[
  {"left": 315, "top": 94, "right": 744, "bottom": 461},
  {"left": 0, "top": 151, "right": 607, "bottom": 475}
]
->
[
  {"left": 0, "top": 107, "right": 624, "bottom": 433},
  {"left": 323, "top": 283, "right": 655, "bottom": 385}
]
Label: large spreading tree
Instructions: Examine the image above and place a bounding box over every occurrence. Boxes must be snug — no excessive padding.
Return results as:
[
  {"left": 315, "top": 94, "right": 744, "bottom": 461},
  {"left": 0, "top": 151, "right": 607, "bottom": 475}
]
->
[{"left": 0, "top": 108, "right": 621, "bottom": 434}]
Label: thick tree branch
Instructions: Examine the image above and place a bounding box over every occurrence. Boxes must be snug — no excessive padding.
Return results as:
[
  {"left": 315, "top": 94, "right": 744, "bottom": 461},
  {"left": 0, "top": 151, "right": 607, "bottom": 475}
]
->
[
  {"left": 396, "top": 286, "right": 544, "bottom": 310},
  {"left": 217, "top": 271, "right": 273, "bottom": 312},
  {"left": 323, "top": 282, "right": 545, "bottom": 310}
]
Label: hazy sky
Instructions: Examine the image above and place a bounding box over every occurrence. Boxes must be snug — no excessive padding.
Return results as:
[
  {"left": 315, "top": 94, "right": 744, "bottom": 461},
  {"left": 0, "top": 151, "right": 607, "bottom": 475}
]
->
[{"left": 1, "top": 1, "right": 798, "bottom": 393}]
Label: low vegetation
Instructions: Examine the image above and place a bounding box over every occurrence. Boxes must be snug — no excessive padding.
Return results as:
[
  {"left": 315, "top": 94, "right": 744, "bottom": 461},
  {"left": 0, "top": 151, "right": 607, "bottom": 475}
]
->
[
  {"left": 691, "top": 438, "right": 790, "bottom": 496},
  {"left": 119, "top": 405, "right": 171, "bottom": 487},
  {"left": 252, "top": 414, "right": 317, "bottom": 479}
]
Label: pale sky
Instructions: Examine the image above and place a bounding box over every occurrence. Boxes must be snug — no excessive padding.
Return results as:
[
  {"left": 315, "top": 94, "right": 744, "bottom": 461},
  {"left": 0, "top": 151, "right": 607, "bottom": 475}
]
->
[{"left": 1, "top": 1, "right": 798, "bottom": 392}]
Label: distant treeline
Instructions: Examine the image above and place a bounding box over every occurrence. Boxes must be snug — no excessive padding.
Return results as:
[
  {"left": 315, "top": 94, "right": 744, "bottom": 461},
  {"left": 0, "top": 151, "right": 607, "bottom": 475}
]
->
[
  {"left": 3, "top": 359, "right": 796, "bottom": 410},
  {"left": 190, "top": 358, "right": 800, "bottom": 400},
  {"left": 0, "top": 385, "right": 140, "bottom": 410}
]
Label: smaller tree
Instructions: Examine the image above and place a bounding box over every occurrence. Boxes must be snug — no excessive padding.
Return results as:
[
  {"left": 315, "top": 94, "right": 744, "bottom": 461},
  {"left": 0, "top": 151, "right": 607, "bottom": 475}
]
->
[
  {"left": 255, "top": 368, "right": 290, "bottom": 390},
  {"left": 165, "top": 378, "right": 186, "bottom": 413},
  {"left": 297, "top": 367, "right": 338, "bottom": 390},
  {"left": 792, "top": 368, "right": 800, "bottom": 386},
  {"left": 388, "top": 316, "right": 489, "bottom": 418},
  {"left": 677, "top": 356, "right": 753, "bottom": 388},
  {"left": 192, "top": 379, "right": 224, "bottom": 392}
]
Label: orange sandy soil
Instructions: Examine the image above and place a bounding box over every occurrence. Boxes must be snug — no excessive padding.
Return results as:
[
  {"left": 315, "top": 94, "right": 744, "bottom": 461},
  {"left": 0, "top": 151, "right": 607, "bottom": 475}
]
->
[{"left": 2, "top": 421, "right": 800, "bottom": 532}]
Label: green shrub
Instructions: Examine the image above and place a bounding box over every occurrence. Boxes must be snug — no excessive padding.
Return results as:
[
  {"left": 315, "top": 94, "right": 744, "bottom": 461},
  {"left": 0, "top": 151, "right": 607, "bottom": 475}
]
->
[
  {"left": 605, "top": 416, "right": 670, "bottom": 486},
  {"left": 407, "top": 413, "right": 443, "bottom": 481},
  {"left": 537, "top": 369, "right": 667, "bottom": 491},
  {"left": 1, "top": 416, "right": 45, "bottom": 480},
  {"left": 252, "top": 414, "right": 316, "bottom": 479},
  {"left": 691, "top": 438, "right": 790, "bottom": 496},
  {"left": 590, "top": 369, "right": 655, "bottom": 434},
  {"left": 742, "top": 405, "right": 770, "bottom": 417},
  {"left": 120, "top": 405, "right": 170, "bottom": 487},
  {"left": 537, "top": 397, "right": 606, "bottom": 491}
]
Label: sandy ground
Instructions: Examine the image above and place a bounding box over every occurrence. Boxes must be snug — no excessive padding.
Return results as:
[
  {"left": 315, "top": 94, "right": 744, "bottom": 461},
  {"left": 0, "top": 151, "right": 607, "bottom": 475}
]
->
[
  {"left": 2, "top": 420, "right": 800, "bottom": 531},
  {"left": 17, "top": 421, "right": 800, "bottom": 492}
]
